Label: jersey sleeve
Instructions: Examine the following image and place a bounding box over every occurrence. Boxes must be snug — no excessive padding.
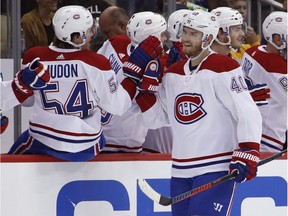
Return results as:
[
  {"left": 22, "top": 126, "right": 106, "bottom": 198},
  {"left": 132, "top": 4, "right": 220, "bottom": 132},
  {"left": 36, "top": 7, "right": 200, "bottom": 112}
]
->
[
  {"left": 136, "top": 75, "right": 170, "bottom": 129},
  {"left": 213, "top": 67, "right": 262, "bottom": 146},
  {"left": 91, "top": 67, "right": 133, "bottom": 116}
]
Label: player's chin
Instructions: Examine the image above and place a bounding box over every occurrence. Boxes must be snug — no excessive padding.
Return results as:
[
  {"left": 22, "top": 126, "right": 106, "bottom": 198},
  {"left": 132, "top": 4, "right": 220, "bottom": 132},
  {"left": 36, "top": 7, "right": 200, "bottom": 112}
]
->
[
  {"left": 231, "top": 42, "right": 241, "bottom": 50},
  {"left": 182, "top": 45, "right": 192, "bottom": 55}
]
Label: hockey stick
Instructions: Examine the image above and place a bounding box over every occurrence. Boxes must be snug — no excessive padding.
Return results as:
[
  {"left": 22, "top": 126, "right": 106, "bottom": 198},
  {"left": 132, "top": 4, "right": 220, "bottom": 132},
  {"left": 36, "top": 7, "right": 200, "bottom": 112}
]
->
[{"left": 138, "top": 149, "right": 287, "bottom": 206}]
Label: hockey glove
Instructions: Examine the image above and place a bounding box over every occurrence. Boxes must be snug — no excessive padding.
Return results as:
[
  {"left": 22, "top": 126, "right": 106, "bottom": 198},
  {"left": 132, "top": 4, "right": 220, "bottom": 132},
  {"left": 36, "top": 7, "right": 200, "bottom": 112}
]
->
[
  {"left": 13, "top": 57, "right": 50, "bottom": 96},
  {"left": 123, "top": 35, "right": 163, "bottom": 81},
  {"left": 167, "top": 41, "right": 187, "bottom": 66},
  {"left": 229, "top": 143, "right": 260, "bottom": 183},
  {"left": 138, "top": 60, "right": 161, "bottom": 94},
  {"left": 0, "top": 116, "right": 9, "bottom": 134},
  {"left": 248, "top": 83, "right": 270, "bottom": 106}
]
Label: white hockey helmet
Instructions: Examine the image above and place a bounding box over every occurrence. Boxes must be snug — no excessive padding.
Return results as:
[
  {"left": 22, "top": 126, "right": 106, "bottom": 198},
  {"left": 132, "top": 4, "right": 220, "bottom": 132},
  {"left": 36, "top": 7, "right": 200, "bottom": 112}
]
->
[
  {"left": 53, "top": 5, "right": 95, "bottom": 47},
  {"left": 263, "top": 11, "right": 287, "bottom": 50},
  {"left": 211, "top": 7, "right": 243, "bottom": 35},
  {"left": 127, "top": 11, "right": 167, "bottom": 46},
  {"left": 167, "top": 9, "right": 191, "bottom": 42},
  {"left": 182, "top": 10, "right": 219, "bottom": 46}
]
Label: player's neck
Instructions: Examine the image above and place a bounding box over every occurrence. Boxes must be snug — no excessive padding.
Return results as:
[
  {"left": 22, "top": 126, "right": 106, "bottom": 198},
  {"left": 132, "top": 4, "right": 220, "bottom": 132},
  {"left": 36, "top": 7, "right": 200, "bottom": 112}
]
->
[
  {"left": 266, "top": 43, "right": 281, "bottom": 55},
  {"left": 211, "top": 42, "right": 230, "bottom": 56}
]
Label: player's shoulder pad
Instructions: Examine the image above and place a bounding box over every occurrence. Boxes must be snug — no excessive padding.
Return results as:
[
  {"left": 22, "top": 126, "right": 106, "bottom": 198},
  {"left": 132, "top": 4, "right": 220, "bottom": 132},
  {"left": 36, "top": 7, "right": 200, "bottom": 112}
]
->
[
  {"left": 78, "top": 51, "right": 112, "bottom": 70},
  {"left": 245, "top": 44, "right": 259, "bottom": 55},
  {"left": 165, "top": 59, "right": 188, "bottom": 75},
  {"left": 200, "top": 53, "right": 240, "bottom": 73},
  {"left": 22, "top": 46, "right": 51, "bottom": 65},
  {"left": 109, "top": 35, "right": 131, "bottom": 50}
]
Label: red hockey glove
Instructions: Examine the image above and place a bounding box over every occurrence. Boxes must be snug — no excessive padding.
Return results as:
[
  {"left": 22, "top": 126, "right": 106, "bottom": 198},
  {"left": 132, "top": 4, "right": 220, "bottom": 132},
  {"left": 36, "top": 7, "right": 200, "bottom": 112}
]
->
[
  {"left": 123, "top": 36, "right": 163, "bottom": 81},
  {"left": 248, "top": 83, "right": 270, "bottom": 106},
  {"left": 138, "top": 60, "right": 161, "bottom": 94},
  {"left": 229, "top": 143, "right": 260, "bottom": 183},
  {"left": 167, "top": 41, "right": 188, "bottom": 67},
  {"left": 13, "top": 57, "right": 50, "bottom": 96},
  {"left": 0, "top": 116, "right": 9, "bottom": 134}
]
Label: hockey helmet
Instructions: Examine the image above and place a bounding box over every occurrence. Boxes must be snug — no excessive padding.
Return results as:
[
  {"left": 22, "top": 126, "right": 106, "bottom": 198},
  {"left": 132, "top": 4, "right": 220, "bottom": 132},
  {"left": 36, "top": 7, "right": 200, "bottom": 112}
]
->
[
  {"left": 182, "top": 10, "right": 219, "bottom": 46},
  {"left": 211, "top": 7, "right": 243, "bottom": 36},
  {"left": 262, "top": 11, "right": 287, "bottom": 50},
  {"left": 52, "top": 6, "right": 95, "bottom": 47},
  {"left": 167, "top": 9, "right": 191, "bottom": 42},
  {"left": 127, "top": 11, "right": 167, "bottom": 46}
]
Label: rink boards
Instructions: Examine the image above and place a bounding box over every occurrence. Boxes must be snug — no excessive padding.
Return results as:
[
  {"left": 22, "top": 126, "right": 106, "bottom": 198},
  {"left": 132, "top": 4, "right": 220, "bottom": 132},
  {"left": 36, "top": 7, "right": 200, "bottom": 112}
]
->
[{"left": 0, "top": 153, "right": 287, "bottom": 216}]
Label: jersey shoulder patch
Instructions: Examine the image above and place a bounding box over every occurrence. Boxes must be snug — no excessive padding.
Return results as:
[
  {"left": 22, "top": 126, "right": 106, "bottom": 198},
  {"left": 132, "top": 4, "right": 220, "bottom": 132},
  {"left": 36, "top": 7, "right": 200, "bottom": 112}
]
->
[{"left": 200, "top": 53, "right": 240, "bottom": 73}]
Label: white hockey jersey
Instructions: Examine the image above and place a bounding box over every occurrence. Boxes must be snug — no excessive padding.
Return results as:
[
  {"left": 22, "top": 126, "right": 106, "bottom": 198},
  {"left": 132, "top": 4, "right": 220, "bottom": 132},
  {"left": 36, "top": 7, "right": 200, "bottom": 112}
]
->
[
  {"left": 137, "top": 51, "right": 262, "bottom": 178},
  {"left": 242, "top": 45, "right": 287, "bottom": 152},
  {"left": 20, "top": 45, "right": 133, "bottom": 153},
  {"left": 97, "top": 35, "right": 150, "bottom": 152}
]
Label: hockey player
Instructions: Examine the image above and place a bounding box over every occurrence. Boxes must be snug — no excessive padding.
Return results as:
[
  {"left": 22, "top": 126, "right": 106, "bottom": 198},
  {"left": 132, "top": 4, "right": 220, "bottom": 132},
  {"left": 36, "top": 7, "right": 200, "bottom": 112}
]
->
[
  {"left": 211, "top": 7, "right": 271, "bottom": 106},
  {"left": 136, "top": 10, "right": 262, "bottom": 215},
  {"left": 164, "top": 9, "right": 190, "bottom": 67},
  {"left": 97, "top": 11, "right": 166, "bottom": 153},
  {"left": 98, "top": 6, "right": 129, "bottom": 39},
  {"left": 143, "top": 9, "right": 192, "bottom": 153},
  {"left": 7, "top": 6, "right": 141, "bottom": 161},
  {"left": 242, "top": 11, "right": 287, "bottom": 152},
  {"left": 1, "top": 59, "right": 50, "bottom": 134}
]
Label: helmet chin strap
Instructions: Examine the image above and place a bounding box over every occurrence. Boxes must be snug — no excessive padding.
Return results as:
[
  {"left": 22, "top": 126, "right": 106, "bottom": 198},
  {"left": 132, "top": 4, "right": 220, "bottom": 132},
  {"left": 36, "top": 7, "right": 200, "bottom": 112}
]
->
[
  {"left": 190, "top": 43, "right": 210, "bottom": 61},
  {"left": 190, "top": 34, "right": 214, "bottom": 61},
  {"left": 215, "top": 36, "right": 238, "bottom": 52}
]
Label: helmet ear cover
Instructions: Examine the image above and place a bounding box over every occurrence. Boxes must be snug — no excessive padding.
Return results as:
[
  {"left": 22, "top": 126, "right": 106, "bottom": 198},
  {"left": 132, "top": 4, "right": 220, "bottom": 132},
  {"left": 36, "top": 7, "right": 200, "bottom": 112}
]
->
[
  {"left": 52, "top": 5, "right": 95, "bottom": 47},
  {"left": 127, "top": 11, "right": 167, "bottom": 46}
]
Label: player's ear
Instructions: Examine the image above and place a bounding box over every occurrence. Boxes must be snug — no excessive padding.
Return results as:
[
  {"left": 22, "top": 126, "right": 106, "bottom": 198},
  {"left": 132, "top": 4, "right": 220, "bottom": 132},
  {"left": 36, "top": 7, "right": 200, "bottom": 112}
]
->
[
  {"left": 119, "top": 20, "right": 127, "bottom": 31},
  {"left": 71, "top": 33, "right": 83, "bottom": 45},
  {"left": 217, "top": 28, "right": 227, "bottom": 43},
  {"left": 272, "top": 34, "right": 281, "bottom": 46}
]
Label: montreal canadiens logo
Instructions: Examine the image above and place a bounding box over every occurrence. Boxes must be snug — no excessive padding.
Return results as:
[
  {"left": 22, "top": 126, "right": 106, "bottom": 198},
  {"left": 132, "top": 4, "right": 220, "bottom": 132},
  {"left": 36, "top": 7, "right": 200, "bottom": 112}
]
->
[{"left": 174, "top": 93, "right": 207, "bottom": 124}]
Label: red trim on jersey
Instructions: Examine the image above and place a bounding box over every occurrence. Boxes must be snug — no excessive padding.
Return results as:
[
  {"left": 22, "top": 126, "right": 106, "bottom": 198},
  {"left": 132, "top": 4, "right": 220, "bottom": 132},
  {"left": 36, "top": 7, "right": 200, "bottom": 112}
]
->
[
  {"left": 136, "top": 93, "right": 157, "bottom": 112},
  {"left": 105, "top": 144, "right": 142, "bottom": 151},
  {"left": 172, "top": 151, "right": 233, "bottom": 162},
  {"left": 13, "top": 136, "right": 33, "bottom": 154},
  {"left": 23, "top": 46, "right": 112, "bottom": 71},
  {"left": 121, "top": 78, "right": 137, "bottom": 100},
  {"left": 199, "top": 53, "right": 240, "bottom": 73},
  {"left": 245, "top": 45, "right": 287, "bottom": 74},
  {"left": 239, "top": 142, "right": 260, "bottom": 151},
  {"left": 109, "top": 35, "right": 131, "bottom": 63},
  {"left": 29, "top": 121, "right": 101, "bottom": 136},
  {"left": 262, "top": 134, "right": 284, "bottom": 146}
]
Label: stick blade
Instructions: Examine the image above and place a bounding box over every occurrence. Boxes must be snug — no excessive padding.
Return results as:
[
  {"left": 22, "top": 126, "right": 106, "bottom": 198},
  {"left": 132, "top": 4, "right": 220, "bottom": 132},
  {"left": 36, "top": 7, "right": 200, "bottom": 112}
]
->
[{"left": 137, "top": 178, "right": 172, "bottom": 206}]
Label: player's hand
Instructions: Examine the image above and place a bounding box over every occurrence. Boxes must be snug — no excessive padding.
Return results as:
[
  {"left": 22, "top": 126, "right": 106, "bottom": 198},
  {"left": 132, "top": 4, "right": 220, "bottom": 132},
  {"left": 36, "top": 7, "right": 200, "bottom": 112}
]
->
[
  {"left": 13, "top": 57, "right": 50, "bottom": 95},
  {"left": 138, "top": 60, "right": 161, "bottom": 94},
  {"left": 244, "top": 26, "right": 258, "bottom": 45},
  {"left": 248, "top": 83, "right": 270, "bottom": 106},
  {"left": 0, "top": 116, "right": 9, "bottom": 134},
  {"left": 123, "top": 36, "right": 163, "bottom": 81},
  {"left": 167, "top": 42, "right": 187, "bottom": 66},
  {"left": 229, "top": 143, "right": 260, "bottom": 183}
]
